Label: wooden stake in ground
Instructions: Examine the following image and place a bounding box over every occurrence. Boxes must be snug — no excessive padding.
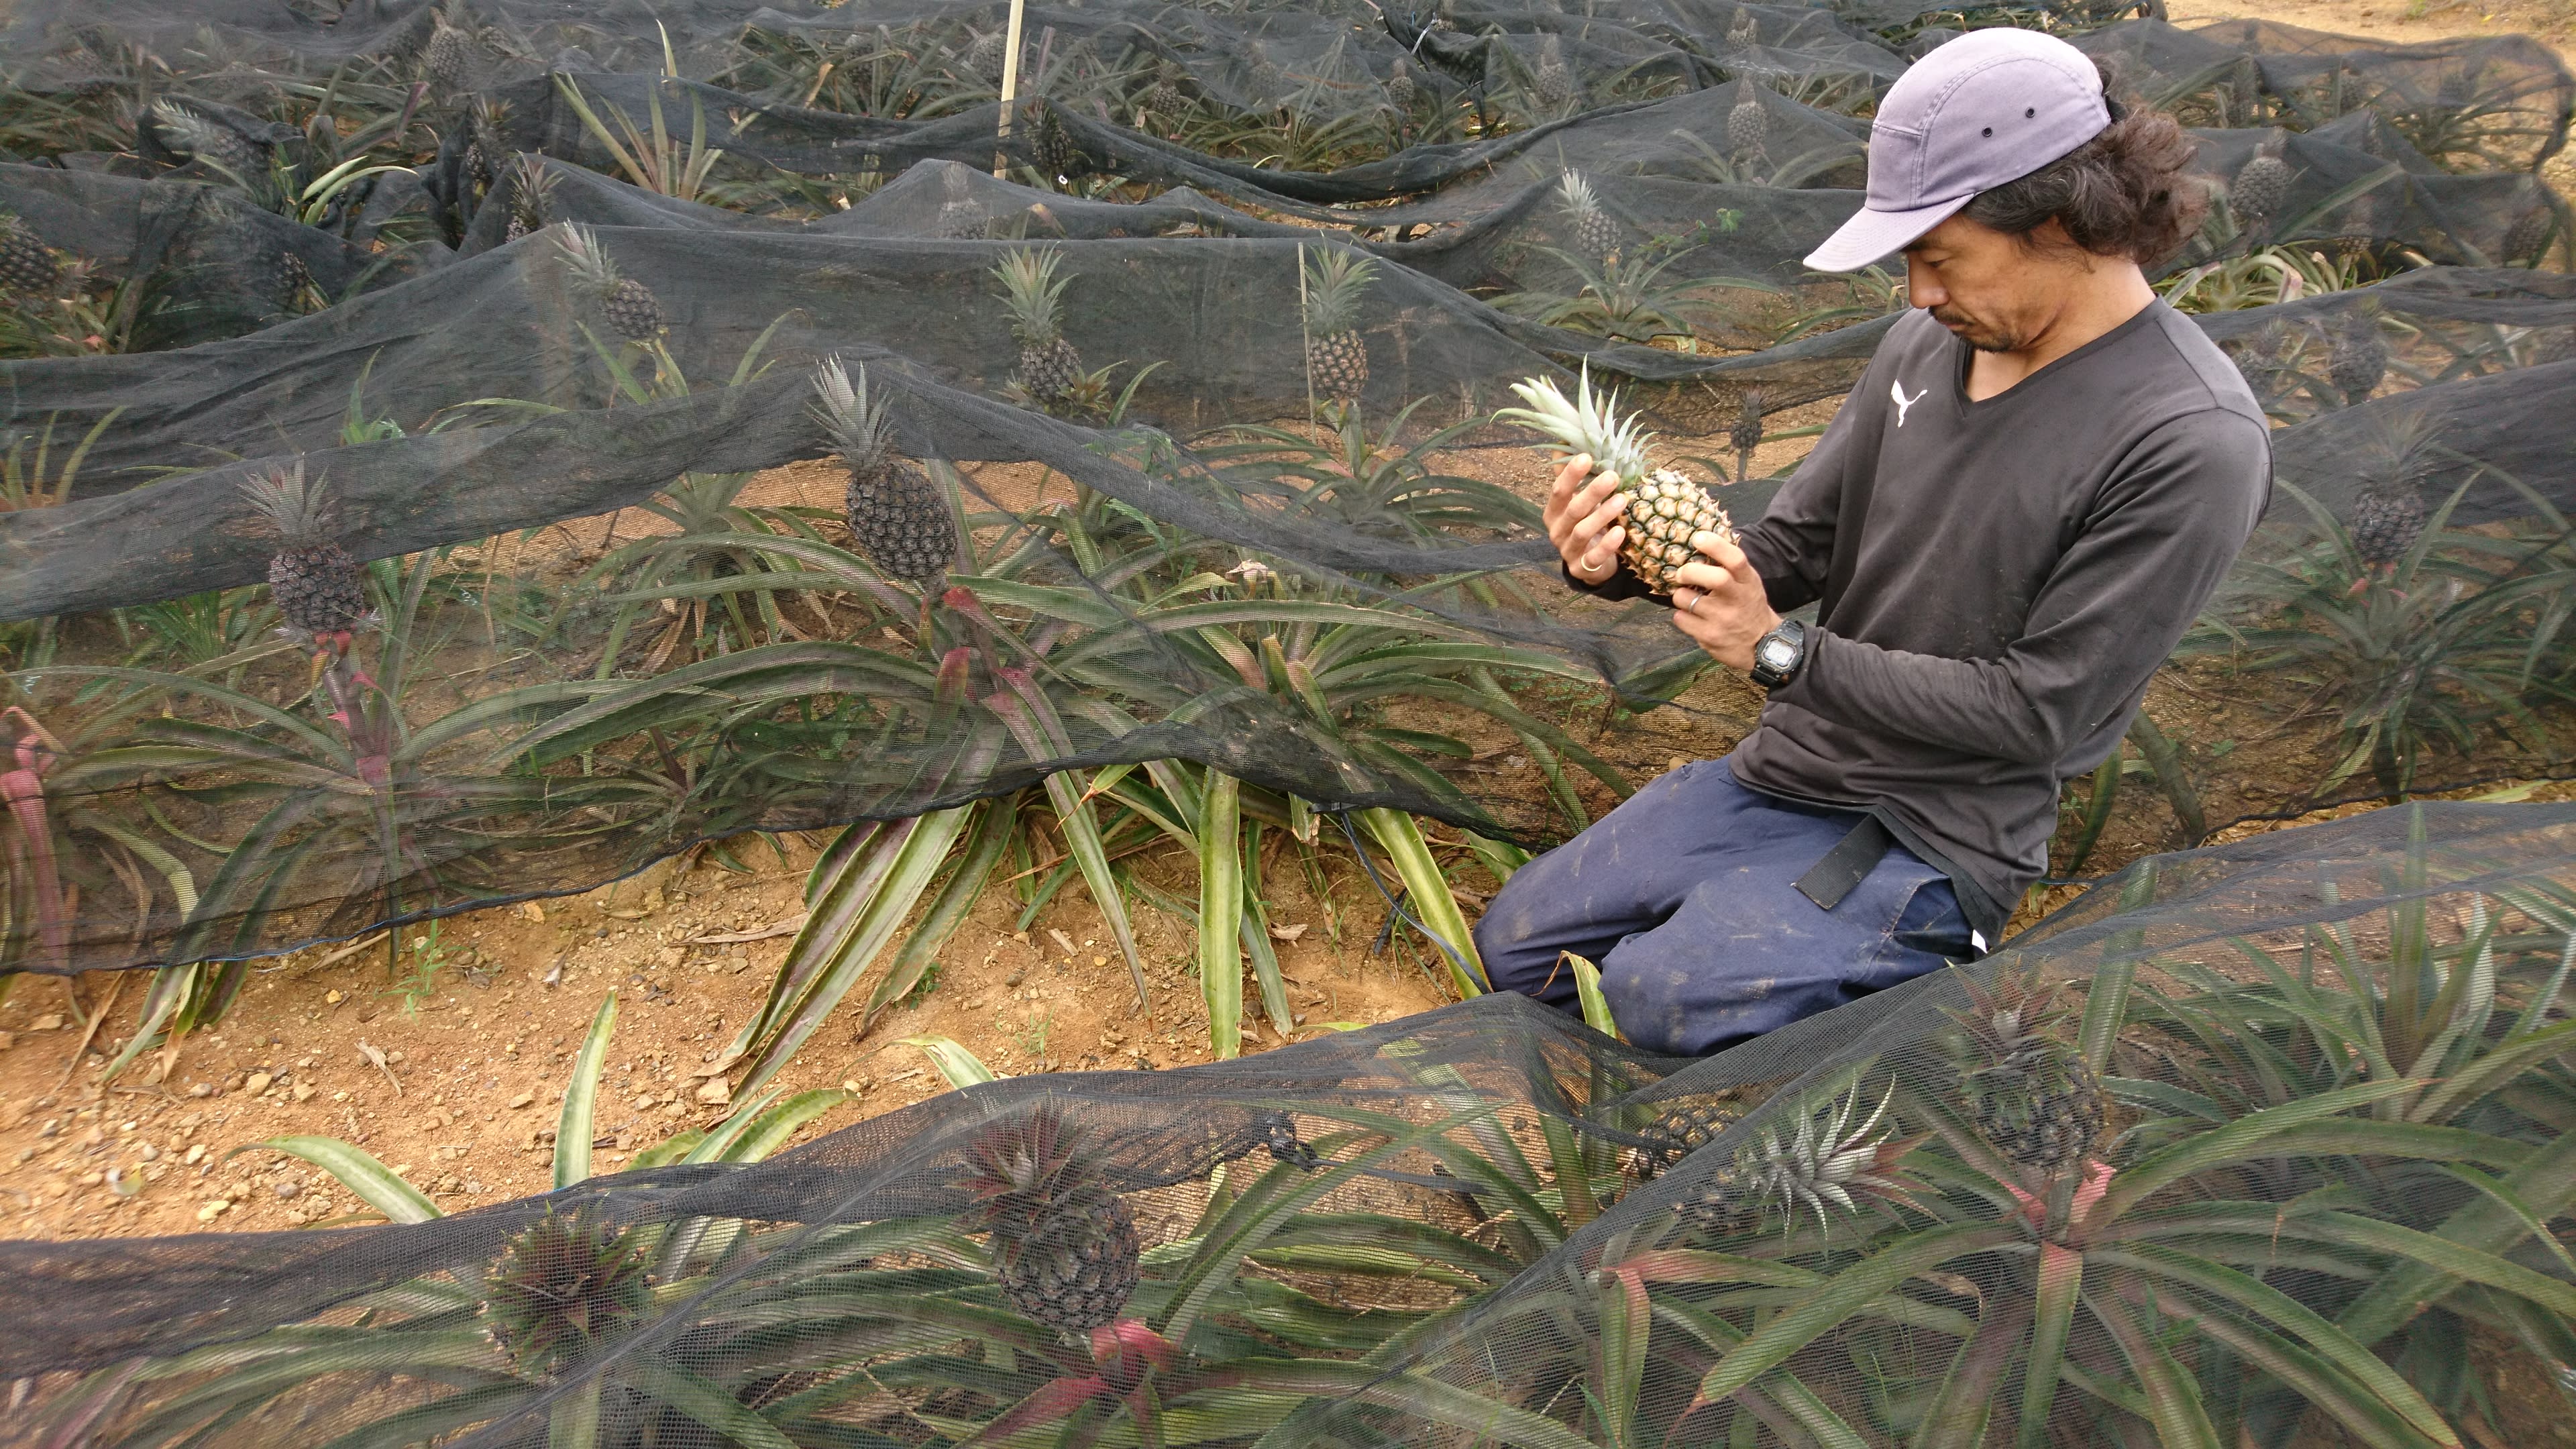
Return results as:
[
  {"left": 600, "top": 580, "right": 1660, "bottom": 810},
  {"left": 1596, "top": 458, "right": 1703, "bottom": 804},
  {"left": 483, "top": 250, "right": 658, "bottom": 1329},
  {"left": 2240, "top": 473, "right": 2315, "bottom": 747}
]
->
[{"left": 994, "top": 0, "right": 1027, "bottom": 176}]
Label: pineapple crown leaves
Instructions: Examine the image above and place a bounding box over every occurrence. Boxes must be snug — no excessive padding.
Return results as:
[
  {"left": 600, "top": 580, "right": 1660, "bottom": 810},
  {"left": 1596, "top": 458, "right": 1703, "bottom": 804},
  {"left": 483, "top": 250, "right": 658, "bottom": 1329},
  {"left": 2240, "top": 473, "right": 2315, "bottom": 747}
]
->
[
  {"left": 1556, "top": 168, "right": 1601, "bottom": 220},
  {"left": 810, "top": 356, "right": 898, "bottom": 471},
  {"left": 960, "top": 1103, "right": 1104, "bottom": 1220},
  {"left": 1704, "top": 1076, "right": 1928, "bottom": 1238},
  {"left": 505, "top": 152, "right": 557, "bottom": 216},
  {"left": 553, "top": 221, "right": 622, "bottom": 298},
  {"left": 991, "top": 246, "right": 1069, "bottom": 345},
  {"left": 1941, "top": 967, "right": 2081, "bottom": 1071},
  {"left": 1495, "top": 364, "right": 1654, "bottom": 483},
  {"left": 148, "top": 99, "right": 255, "bottom": 171},
  {"left": 1299, "top": 245, "right": 1376, "bottom": 335},
  {"left": 480, "top": 1204, "right": 654, "bottom": 1376},
  {"left": 236, "top": 460, "right": 335, "bottom": 547}
]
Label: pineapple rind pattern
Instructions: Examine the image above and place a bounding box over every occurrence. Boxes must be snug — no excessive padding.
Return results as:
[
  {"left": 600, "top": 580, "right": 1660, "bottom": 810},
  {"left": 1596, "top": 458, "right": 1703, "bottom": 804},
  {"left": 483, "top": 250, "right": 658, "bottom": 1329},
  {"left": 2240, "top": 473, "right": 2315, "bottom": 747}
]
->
[
  {"left": 0, "top": 215, "right": 60, "bottom": 297},
  {"left": 1499, "top": 368, "right": 1735, "bottom": 596},
  {"left": 239, "top": 461, "right": 366, "bottom": 638},
  {"left": 963, "top": 1104, "right": 1143, "bottom": 1335},
  {"left": 1947, "top": 970, "right": 2106, "bottom": 1177},
  {"left": 811, "top": 358, "right": 953, "bottom": 586}
]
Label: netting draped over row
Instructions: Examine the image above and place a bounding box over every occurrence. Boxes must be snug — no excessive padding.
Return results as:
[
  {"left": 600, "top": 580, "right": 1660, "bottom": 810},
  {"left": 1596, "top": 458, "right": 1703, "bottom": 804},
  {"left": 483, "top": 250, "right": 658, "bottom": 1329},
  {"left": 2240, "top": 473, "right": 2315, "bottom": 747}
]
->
[
  {"left": 0, "top": 1, "right": 2568, "bottom": 983},
  {"left": 3, "top": 802, "right": 2572, "bottom": 1448}
]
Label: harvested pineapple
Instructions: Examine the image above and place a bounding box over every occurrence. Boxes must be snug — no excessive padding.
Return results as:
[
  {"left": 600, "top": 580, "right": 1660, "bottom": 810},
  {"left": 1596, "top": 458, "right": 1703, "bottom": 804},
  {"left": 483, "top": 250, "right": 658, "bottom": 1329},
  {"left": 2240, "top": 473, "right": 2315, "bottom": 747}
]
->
[{"left": 1499, "top": 366, "right": 1734, "bottom": 596}]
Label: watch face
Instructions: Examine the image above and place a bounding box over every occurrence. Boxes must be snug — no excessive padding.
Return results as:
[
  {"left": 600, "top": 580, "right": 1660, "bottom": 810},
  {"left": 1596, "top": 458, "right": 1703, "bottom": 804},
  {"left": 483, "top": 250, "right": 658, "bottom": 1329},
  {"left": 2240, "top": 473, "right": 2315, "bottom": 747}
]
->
[{"left": 1760, "top": 639, "right": 1795, "bottom": 668}]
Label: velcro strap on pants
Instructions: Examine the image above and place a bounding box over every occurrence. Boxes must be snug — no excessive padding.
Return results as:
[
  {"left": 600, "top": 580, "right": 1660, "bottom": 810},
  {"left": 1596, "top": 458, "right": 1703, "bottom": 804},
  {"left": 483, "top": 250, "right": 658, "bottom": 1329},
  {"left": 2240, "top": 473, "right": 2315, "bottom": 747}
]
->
[{"left": 1794, "top": 816, "right": 1892, "bottom": 912}]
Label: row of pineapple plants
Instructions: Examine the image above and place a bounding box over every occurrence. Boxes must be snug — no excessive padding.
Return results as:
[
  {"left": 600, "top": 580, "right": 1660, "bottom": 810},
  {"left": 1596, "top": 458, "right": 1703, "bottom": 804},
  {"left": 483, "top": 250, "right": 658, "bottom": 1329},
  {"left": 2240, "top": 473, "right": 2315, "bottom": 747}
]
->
[{"left": 21, "top": 816, "right": 2573, "bottom": 1448}]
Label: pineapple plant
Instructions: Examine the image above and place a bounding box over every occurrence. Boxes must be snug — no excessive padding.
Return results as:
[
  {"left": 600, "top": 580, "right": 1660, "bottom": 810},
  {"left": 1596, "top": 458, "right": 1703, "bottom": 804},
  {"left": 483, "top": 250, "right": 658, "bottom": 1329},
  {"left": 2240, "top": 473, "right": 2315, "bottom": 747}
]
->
[
  {"left": 2231, "top": 138, "right": 2291, "bottom": 234},
  {"left": 1727, "top": 89, "right": 1767, "bottom": 163},
  {"left": 1556, "top": 170, "right": 1619, "bottom": 260},
  {"left": 479, "top": 1205, "right": 653, "bottom": 1375},
  {"left": 1533, "top": 34, "right": 1575, "bottom": 113},
  {"left": 1301, "top": 246, "right": 1376, "bottom": 406},
  {"left": 934, "top": 162, "right": 987, "bottom": 239},
  {"left": 1945, "top": 969, "right": 2105, "bottom": 1179},
  {"left": 556, "top": 223, "right": 665, "bottom": 343},
  {"left": 994, "top": 246, "right": 1081, "bottom": 405},
  {"left": 1498, "top": 366, "right": 1736, "bottom": 596},
  {"left": 962, "top": 1104, "right": 1142, "bottom": 1335},
  {"left": 0, "top": 214, "right": 60, "bottom": 299},
  {"left": 503, "top": 154, "right": 555, "bottom": 241},
  {"left": 2328, "top": 311, "right": 2387, "bottom": 405},
  {"left": 1024, "top": 99, "right": 1081, "bottom": 183},
  {"left": 423, "top": 11, "right": 478, "bottom": 100},
  {"left": 239, "top": 461, "right": 367, "bottom": 640},
  {"left": 1385, "top": 56, "right": 1417, "bottom": 116},
  {"left": 150, "top": 99, "right": 262, "bottom": 184},
  {"left": 1679, "top": 1079, "right": 1921, "bottom": 1239},
  {"left": 269, "top": 248, "right": 313, "bottom": 313},
  {"left": 810, "top": 357, "right": 954, "bottom": 587},
  {"left": 1730, "top": 390, "right": 1764, "bottom": 482},
  {"left": 963, "top": 26, "right": 1008, "bottom": 84},
  {"left": 1725, "top": 11, "right": 1760, "bottom": 49}
]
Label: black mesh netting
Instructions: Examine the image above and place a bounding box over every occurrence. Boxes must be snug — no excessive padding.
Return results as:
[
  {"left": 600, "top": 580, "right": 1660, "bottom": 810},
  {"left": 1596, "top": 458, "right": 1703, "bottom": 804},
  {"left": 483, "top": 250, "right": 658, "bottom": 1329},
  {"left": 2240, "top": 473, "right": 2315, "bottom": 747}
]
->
[
  {"left": 2, "top": 0, "right": 2575, "bottom": 1440},
  {"left": 3, "top": 801, "right": 2575, "bottom": 1446}
]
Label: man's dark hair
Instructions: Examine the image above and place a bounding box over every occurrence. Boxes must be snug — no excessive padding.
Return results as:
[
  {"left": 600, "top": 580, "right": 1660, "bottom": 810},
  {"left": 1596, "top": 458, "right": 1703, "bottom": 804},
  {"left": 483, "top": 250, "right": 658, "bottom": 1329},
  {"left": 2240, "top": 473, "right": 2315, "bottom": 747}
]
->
[{"left": 1960, "top": 63, "right": 2208, "bottom": 266}]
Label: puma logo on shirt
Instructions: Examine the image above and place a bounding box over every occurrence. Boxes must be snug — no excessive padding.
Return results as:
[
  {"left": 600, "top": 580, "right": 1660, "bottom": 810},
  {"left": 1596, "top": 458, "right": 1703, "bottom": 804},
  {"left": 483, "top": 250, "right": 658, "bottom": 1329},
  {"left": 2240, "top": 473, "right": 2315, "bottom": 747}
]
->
[{"left": 1890, "top": 380, "right": 1927, "bottom": 427}]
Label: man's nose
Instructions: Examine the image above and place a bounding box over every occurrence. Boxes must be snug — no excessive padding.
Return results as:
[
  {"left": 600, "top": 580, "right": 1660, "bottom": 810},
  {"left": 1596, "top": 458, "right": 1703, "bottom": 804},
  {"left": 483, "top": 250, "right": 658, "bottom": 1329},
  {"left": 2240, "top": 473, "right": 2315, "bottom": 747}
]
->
[{"left": 1904, "top": 258, "right": 1942, "bottom": 309}]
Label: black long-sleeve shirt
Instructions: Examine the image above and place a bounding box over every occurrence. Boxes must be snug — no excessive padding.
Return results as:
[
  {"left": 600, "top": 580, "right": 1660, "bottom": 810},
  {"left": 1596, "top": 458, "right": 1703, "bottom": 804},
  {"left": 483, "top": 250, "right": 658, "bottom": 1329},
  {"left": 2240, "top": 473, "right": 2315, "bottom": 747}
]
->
[{"left": 1579, "top": 301, "right": 2270, "bottom": 936}]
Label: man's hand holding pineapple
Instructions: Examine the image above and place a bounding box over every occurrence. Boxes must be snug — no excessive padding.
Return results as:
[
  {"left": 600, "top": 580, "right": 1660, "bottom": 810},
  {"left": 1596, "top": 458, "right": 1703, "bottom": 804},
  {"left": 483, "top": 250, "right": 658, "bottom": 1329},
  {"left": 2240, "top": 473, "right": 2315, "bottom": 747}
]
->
[{"left": 1479, "top": 30, "right": 2273, "bottom": 1055}]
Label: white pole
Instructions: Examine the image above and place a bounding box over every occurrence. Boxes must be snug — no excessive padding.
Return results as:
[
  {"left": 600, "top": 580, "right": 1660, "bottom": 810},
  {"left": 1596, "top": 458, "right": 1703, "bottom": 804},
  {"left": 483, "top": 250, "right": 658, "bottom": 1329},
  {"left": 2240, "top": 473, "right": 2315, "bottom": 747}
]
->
[{"left": 994, "top": 0, "right": 1027, "bottom": 178}]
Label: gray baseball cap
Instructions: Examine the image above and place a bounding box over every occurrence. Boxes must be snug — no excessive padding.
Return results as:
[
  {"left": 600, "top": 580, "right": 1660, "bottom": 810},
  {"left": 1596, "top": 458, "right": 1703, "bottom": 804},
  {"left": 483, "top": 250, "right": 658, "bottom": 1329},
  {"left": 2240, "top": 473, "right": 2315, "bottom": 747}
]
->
[{"left": 1804, "top": 29, "right": 2112, "bottom": 272}]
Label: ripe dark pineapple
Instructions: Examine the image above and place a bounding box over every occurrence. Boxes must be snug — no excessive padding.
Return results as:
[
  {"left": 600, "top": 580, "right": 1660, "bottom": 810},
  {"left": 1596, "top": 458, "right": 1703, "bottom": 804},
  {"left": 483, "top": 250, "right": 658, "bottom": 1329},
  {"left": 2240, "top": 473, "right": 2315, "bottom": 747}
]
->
[
  {"left": 556, "top": 223, "right": 665, "bottom": 343},
  {"left": 1532, "top": 34, "right": 1575, "bottom": 113},
  {"left": 238, "top": 461, "right": 367, "bottom": 639},
  {"left": 1556, "top": 170, "right": 1619, "bottom": 260},
  {"left": 1301, "top": 246, "right": 1377, "bottom": 406},
  {"left": 810, "top": 357, "right": 954, "bottom": 587},
  {"left": 1727, "top": 90, "right": 1767, "bottom": 167},
  {"left": 963, "top": 1105, "right": 1142, "bottom": 1335},
  {"left": 995, "top": 246, "right": 1081, "bottom": 405},
  {"left": 1624, "top": 1093, "right": 1742, "bottom": 1177},
  {"left": 0, "top": 214, "right": 60, "bottom": 299},
  {"left": 1947, "top": 969, "right": 2106, "bottom": 1179},
  {"left": 1730, "top": 390, "right": 1765, "bottom": 482},
  {"left": 2328, "top": 313, "right": 2387, "bottom": 405},
  {"left": 2231, "top": 140, "right": 2291, "bottom": 234}
]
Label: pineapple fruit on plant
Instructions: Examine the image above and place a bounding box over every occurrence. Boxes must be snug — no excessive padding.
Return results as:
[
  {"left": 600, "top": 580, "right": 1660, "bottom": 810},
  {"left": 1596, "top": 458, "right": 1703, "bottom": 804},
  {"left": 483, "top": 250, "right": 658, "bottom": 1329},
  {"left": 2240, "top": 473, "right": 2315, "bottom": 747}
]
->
[
  {"left": 1943, "top": 967, "right": 2105, "bottom": 1183},
  {"left": 1556, "top": 170, "right": 1620, "bottom": 262},
  {"left": 0, "top": 213, "right": 62, "bottom": 301},
  {"left": 556, "top": 221, "right": 667, "bottom": 345},
  {"left": 1498, "top": 366, "right": 1736, "bottom": 596},
  {"left": 962, "top": 1102, "right": 1142, "bottom": 1335},
  {"left": 992, "top": 244, "right": 1082, "bottom": 407},
  {"left": 810, "top": 356, "right": 955, "bottom": 588},
  {"left": 503, "top": 154, "right": 556, "bottom": 241},
  {"left": 1301, "top": 245, "right": 1376, "bottom": 409},
  {"left": 1678, "top": 1077, "right": 1923, "bottom": 1240},
  {"left": 237, "top": 460, "right": 368, "bottom": 642}
]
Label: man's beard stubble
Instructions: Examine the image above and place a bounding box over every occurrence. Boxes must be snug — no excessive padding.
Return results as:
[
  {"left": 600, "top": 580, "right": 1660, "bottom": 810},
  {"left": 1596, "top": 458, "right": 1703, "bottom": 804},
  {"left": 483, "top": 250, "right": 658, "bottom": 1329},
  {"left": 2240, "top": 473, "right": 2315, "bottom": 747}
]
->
[{"left": 1931, "top": 305, "right": 2023, "bottom": 354}]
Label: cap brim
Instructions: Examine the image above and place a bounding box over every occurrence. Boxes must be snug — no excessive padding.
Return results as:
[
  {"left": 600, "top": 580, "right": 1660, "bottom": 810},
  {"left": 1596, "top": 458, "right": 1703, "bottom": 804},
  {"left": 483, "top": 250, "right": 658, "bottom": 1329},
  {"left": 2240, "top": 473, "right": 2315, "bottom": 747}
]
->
[{"left": 1803, "top": 195, "right": 1972, "bottom": 273}]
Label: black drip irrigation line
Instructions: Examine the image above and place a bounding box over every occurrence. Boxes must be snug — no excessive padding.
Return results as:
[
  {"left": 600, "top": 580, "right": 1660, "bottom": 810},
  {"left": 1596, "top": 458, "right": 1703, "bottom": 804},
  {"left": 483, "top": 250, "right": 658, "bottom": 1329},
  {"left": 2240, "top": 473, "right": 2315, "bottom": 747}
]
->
[{"left": 1330, "top": 808, "right": 1492, "bottom": 993}]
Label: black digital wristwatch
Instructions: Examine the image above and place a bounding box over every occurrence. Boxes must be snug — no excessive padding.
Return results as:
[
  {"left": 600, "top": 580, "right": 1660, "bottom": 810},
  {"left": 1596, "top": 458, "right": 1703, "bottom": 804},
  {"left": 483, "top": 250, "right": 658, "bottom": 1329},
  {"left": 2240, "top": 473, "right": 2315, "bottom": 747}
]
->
[{"left": 1749, "top": 618, "right": 1807, "bottom": 690}]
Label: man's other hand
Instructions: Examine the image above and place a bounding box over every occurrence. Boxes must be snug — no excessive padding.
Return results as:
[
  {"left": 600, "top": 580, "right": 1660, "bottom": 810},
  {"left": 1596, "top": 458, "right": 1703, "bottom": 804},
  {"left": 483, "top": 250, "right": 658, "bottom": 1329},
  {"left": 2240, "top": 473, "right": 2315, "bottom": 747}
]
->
[
  {"left": 1670, "top": 531, "right": 1781, "bottom": 672},
  {"left": 1544, "top": 453, "right": 1627, "bottom": 587}
]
